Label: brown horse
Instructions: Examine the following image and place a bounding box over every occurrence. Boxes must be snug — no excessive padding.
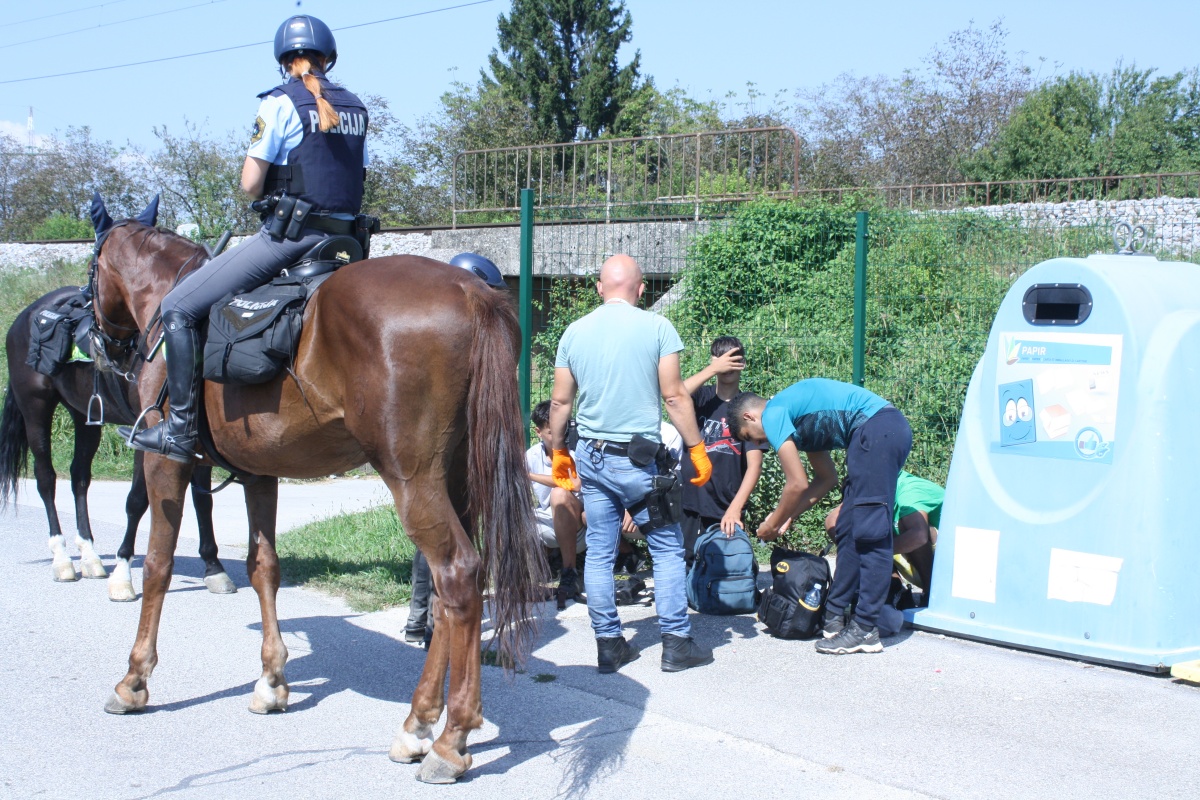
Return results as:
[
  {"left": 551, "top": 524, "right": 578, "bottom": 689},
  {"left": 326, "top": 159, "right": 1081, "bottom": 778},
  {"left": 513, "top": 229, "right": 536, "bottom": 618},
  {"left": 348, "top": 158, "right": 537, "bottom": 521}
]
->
[{"left": 90, "top": 198, "right": 545, "bottom": 784}]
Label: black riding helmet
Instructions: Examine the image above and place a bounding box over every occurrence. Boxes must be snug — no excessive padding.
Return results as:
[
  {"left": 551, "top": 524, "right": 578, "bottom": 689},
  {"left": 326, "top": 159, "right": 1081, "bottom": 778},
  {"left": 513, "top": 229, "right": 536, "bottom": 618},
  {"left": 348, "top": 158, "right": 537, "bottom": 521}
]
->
[{"left": 274, "top": 15, "right": 337, "bottom": 72}]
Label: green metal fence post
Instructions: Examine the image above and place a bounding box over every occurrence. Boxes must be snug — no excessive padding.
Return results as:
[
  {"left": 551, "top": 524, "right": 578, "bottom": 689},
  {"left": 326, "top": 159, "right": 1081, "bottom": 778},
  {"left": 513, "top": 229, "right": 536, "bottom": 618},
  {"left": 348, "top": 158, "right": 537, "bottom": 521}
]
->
[
  {"left": 853, "top": 210, "right": 868, "bottom": 387},
  {"left": 519, "top": 188, "right": 534, "bottom": 443}
]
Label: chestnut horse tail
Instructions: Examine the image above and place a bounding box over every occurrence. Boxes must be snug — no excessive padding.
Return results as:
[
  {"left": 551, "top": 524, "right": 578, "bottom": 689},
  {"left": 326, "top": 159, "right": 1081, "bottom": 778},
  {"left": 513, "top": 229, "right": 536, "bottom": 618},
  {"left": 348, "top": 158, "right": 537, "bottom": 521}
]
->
[
  {"left": 465, "top": 289, "right": 547, "bottom": 668},
  {"left": 0, "top": 387, "right": 29, "bottom": 509}
]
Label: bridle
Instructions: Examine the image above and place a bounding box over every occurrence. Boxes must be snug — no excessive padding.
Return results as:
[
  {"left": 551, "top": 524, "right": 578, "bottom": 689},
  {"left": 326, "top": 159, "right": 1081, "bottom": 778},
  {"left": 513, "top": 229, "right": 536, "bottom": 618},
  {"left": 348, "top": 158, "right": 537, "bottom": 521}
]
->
[
  {"left": 86, "top": 221, "right": 142, "bottom": 381},
  {"left": 86, "top": 220, "right": 209, "bottom": 387}
]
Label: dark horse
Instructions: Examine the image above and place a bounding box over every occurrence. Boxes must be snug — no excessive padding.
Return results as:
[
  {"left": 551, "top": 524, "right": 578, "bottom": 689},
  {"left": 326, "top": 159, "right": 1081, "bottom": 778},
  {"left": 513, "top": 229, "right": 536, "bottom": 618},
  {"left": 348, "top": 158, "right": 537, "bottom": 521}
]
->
[
  {"left": 0, "top": 286, "right": 233, "bottom": 600},
  {"left": 90, "top": 196, "right": 544, "bottom": 784}
]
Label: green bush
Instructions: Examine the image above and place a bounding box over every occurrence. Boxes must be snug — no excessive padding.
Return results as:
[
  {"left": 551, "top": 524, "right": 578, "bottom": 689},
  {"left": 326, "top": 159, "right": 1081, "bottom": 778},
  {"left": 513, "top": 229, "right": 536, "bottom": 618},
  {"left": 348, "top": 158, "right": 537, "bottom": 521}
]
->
[
  {"left": 31, "top": 214, "right": 94, "bottom": 241},
  {"left": 530, "top": 197, "right": 1145, "bottom": 553}
]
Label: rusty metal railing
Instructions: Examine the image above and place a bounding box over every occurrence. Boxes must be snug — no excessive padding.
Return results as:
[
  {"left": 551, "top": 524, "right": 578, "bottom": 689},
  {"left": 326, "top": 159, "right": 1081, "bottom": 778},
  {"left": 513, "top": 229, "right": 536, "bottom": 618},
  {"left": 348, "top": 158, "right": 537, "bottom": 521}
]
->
[{"left": 451, "top": 127, "right": 802, "bottom": 226}]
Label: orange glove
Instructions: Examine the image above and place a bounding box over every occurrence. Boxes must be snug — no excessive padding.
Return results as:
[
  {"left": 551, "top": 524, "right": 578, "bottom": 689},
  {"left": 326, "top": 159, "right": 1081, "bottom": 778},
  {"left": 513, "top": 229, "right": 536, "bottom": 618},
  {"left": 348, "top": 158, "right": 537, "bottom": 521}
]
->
[
  {"left": 688, "top": 442, "right": 712, "bottom": 486},
  {"left": 551, "top": 448, "right": 578, "bottom": 490}
]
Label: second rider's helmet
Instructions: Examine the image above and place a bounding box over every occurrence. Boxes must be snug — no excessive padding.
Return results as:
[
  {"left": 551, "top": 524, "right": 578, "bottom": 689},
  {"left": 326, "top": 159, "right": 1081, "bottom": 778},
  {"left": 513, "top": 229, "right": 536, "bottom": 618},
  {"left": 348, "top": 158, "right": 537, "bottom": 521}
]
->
[
  {"left": 450, "top": 253, "right": 507, "bottom": 289},
  {"left": 274, "top": 15, "right": 338, "bottom": 71}
]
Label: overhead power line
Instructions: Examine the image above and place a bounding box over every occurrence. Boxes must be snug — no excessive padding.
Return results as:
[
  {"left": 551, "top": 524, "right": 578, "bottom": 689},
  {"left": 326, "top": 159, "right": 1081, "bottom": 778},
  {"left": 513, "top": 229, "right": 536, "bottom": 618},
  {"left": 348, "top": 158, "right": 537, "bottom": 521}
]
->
[
  {"left": 1, "top": 0, "right": 232, "bottom": 51},
  {"left": 0, "top": 0, "right": 497, "bottom": 85},
  {"left": 0, "top": 0, "right": 138, "bottom": 29}
]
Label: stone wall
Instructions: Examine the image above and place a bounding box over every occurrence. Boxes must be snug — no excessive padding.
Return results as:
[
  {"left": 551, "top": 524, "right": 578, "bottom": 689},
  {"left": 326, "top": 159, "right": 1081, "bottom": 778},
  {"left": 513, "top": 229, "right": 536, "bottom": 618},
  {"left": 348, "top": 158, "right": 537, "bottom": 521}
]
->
[{"left": 950, "top": 196, "right": 1200, "bottom": 256}]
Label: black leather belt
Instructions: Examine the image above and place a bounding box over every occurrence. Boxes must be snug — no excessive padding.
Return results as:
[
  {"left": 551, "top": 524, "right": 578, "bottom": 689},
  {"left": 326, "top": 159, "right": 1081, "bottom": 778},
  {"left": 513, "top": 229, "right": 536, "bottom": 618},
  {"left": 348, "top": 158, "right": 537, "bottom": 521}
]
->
[
  {"left": 587, "top": 439, "right": 630, "bottom": 456},
  {"left": 305, "top": 214, "right": 356, "bottom": 236}
]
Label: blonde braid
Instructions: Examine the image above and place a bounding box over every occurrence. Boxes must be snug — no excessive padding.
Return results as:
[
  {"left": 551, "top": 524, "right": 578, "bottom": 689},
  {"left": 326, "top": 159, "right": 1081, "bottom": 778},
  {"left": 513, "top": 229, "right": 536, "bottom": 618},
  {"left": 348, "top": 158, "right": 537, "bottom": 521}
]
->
[{"left": 287, "top": 54, "right": 340, "bottom": 132}]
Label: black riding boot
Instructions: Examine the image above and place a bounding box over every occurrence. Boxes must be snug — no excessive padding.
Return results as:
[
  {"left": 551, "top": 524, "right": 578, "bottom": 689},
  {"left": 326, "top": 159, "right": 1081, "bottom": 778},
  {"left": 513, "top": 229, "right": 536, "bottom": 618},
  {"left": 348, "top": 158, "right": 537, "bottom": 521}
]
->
[{"left": 120, "top": 311, "right": 201, "bottom": 463}]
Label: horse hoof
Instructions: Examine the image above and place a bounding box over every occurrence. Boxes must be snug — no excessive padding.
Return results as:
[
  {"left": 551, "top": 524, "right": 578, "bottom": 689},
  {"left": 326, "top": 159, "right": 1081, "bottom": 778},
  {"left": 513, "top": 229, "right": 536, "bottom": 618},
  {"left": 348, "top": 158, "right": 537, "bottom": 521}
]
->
[
  {"left": 53, "top": 562, "right": 79, "bottom": 582},
  {"left": 80, "top": 559, "right": 108, "bottom": 579},
  {"left": 104, "top": 689, "right": 147, "bottom": 715},
  {"left": 389, "top": 730, "right": 433, "bottom": 763},
  {"left": 248, "top": 677, "right": 288, "bottom": 714},
  {"left": 204, "top": 572, "right": 237, "bottom": 594},
  {"left": 108, "top": 580, "right": 137, "bottom": 602},
  {"left": 415, "top": 750, "right": 468, "bottom": 784}
]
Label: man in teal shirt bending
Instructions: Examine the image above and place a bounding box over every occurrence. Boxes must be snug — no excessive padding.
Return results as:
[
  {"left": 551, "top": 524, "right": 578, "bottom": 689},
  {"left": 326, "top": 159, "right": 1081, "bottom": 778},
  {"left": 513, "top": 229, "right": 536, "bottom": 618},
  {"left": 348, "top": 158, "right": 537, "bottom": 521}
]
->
[{"left": 728, "top": 378, "right": 912, "bottom": 654}]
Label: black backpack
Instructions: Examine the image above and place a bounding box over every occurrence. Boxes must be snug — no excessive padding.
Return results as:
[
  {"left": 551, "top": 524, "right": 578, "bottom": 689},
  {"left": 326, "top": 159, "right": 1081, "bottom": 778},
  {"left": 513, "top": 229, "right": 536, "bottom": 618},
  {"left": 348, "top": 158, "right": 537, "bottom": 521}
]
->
[
  {"left": 757, "top": 546, "right": 832, "bottom": 639},
  {"left": 26, "top": 293, "right": 91, "bottom": 377}
]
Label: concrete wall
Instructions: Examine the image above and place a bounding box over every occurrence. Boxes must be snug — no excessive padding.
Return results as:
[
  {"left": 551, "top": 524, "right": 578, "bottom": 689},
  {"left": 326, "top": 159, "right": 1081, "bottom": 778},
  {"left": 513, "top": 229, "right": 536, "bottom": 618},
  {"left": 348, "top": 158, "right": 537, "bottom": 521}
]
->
[
  {"left": 0, "top": 219, "right": 712, "bottom": 277},
  {"left": 4, "top": 196, "right": 1195, "bottom": 274}
]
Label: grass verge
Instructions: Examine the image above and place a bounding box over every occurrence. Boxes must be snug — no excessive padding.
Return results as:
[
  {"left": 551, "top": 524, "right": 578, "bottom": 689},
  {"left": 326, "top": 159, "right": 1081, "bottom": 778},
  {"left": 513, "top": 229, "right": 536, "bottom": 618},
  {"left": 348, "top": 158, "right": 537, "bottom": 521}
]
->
[{"left": 277, "top": 504, "right": 416, "bottom": 613}]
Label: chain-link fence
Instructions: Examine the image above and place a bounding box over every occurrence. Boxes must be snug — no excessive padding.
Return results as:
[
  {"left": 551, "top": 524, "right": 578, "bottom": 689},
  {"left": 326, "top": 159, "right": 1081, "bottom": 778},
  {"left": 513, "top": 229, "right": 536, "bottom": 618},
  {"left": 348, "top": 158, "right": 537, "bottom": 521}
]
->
[{"left": 524, "top": 196, "right": 1200, "bottom": 548}]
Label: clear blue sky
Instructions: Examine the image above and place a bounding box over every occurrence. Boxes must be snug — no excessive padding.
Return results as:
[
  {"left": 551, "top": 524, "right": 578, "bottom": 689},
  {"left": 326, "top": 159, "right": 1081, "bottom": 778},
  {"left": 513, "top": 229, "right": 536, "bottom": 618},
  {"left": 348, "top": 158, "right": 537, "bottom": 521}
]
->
[{"left": 2, "top": 0, "right": 1199, "bottom": 152}]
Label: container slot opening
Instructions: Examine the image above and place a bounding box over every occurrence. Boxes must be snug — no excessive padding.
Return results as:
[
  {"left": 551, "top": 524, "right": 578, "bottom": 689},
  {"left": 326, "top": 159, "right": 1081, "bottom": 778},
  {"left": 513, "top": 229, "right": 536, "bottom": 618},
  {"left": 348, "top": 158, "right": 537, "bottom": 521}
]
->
[{"left": 1021, "top": 284, "right": 1093, "bottom": 326}]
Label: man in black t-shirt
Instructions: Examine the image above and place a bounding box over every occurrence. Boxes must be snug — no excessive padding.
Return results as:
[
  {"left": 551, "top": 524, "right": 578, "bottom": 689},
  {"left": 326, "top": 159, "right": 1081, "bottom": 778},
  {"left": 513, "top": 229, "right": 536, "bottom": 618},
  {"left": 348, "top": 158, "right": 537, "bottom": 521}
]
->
[{"left": 679, "top": 336, "right": 765, "bottom": 564}]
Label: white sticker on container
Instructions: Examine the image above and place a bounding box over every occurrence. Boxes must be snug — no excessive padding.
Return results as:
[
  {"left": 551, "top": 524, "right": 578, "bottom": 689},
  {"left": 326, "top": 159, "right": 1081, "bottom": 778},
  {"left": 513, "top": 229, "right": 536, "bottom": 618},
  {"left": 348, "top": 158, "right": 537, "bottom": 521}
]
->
[
  {"left": 951, "top": 526, "right": 1000, "bottom": 604},
  {"left": 1047, "top": 548, "right": 1123, "bottom": 605}
]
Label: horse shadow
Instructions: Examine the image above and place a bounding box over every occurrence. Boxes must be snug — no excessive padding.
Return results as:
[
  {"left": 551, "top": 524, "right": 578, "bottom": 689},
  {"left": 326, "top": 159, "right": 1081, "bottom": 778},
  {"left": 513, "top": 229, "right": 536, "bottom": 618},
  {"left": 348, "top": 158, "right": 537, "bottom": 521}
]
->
[{"left": 141, "top": 591, "right": 652, "bottom": 797}]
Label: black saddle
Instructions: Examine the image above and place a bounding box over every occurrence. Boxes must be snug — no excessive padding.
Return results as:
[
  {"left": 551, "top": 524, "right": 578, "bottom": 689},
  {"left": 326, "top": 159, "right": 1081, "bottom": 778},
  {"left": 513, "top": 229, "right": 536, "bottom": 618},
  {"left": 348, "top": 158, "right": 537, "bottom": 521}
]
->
[{"left": 284, "top": 235, "right": 363, "bottom": 279}]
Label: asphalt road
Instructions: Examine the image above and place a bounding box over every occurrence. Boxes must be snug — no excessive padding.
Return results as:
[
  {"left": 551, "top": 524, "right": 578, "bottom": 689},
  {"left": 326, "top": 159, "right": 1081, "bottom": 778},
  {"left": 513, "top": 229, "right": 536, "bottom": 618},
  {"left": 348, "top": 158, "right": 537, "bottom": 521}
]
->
[{"left": 2, "top": 478, "right": 1198, "bottom": 800}]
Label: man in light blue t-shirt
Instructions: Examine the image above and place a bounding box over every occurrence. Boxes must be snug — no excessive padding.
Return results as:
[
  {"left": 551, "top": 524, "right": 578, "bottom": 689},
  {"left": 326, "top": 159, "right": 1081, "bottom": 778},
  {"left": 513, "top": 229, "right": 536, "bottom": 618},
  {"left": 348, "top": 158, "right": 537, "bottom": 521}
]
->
[
  {"left": 548, "top": 254, "right": 715, "bottom": 675},
  {"left": 728, "top": 378, "right": 912, "bottom": 655}
]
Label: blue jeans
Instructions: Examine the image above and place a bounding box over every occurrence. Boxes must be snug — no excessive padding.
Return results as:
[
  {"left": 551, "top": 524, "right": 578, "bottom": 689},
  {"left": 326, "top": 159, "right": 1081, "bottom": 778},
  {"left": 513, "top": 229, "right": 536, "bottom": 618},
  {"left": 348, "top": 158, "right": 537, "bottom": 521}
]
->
[{"left": 575, "top": 441, "right": 690, "bottom": 639}]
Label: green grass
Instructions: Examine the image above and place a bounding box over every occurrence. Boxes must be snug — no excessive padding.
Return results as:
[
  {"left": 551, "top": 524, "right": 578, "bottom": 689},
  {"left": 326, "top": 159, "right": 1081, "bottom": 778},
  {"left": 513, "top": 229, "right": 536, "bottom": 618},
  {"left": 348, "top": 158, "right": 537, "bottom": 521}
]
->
[
  {"left": 0, "top": 259, "right": 139, "bottom": 481},
  {"left": 276, "top": 504, "right": 417, "bottom": 612}
]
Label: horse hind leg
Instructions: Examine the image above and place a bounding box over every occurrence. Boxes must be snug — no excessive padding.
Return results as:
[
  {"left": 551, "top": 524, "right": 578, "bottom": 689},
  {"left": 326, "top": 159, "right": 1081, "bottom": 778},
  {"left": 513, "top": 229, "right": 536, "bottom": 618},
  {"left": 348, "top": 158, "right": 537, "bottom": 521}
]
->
[
  {"left": 390, "top": 589, "right": 445, "bottom": 765},
  {"left": 24, "top": 400, "right": 76, "bottom": 582},
  {"left": 193, "top": 467, "right": 235, "bottom": 595},
  {"left": 383, "top": 473, "right": 482, "bottom": 784}
]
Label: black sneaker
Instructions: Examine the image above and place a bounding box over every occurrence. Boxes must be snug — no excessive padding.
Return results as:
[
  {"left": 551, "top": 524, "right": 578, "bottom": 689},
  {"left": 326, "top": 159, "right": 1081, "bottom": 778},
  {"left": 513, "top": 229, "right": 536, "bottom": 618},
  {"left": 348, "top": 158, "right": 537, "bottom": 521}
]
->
[
  {"left": 556, "top": 568, "right": 580, "bottom": 610},
  {"left": 814, "top": 620, "right": 883, "bottom": 655},
  {"left": 403, "top": 627, "right": 425, "bottom": 644},
  {"left": 660, "top": 634, "right": 714, "bottom": 672},
  {"left": 821, "top": 606, "right": 848, "bottom": 639},
  {"left": 596, "top": 636, "right": 639, "bottom": 674}
]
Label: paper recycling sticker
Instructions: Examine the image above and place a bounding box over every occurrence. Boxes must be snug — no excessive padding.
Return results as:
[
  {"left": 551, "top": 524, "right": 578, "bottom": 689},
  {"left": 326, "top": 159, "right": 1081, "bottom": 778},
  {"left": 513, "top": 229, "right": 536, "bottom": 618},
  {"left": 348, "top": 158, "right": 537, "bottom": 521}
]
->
[{"left": 993, "top": 331, "right": 1122, "bottom": 464}]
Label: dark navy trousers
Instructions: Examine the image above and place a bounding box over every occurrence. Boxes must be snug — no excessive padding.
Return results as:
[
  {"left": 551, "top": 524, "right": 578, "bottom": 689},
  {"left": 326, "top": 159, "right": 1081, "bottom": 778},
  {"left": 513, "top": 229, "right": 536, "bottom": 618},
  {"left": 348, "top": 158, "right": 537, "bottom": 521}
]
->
[{"left": 827, "top": 405, "right": 912, "bottom": 630}]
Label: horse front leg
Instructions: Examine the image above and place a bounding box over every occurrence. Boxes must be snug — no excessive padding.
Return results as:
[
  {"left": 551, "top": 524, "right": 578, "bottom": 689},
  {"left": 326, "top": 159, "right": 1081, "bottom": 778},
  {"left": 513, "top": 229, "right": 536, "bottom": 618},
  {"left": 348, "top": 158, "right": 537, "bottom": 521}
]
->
[
  {"left": 191, "top": 467, "right": 234, "bottom": 594},
  {"left": 109, "top": 451, "right": 148, "bottom": 602},
  {"left": 67, "top": 411, "right": 106, "bottom": 579},
  {"left": 106, "top": 457, "right": 190, "bottom": 713},
  {"left": 243, "top": 477, "right": 288, "bottom": 714}
]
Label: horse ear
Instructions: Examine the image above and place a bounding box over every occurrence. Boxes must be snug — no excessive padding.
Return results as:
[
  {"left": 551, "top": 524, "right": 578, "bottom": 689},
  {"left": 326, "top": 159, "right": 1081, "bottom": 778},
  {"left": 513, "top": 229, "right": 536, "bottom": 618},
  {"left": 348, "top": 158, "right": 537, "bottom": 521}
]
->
[
  {"left": 135, "top": 194, "right": 160, "bottom": 228},
  {"left": 89, "top": 192, "right": 113, "bottom": 239}
]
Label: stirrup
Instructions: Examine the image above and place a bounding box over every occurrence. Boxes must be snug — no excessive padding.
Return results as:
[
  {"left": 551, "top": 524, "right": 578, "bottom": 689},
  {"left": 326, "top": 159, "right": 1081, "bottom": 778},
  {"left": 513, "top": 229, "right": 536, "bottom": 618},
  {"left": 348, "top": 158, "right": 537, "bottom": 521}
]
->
[
  {"left": 124, "top": 404, "right": 163, "bottom": 445},
  {"left": 85, "top": 394, "right": 104, "bottom": 426}
]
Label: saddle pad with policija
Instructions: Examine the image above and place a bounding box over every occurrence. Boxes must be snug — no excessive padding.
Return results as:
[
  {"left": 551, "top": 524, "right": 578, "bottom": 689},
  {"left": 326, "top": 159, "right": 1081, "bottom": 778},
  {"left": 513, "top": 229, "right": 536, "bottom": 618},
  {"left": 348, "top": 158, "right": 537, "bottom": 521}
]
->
[{"left": 202, "top": 272, "right": 334, "bottom": 385}]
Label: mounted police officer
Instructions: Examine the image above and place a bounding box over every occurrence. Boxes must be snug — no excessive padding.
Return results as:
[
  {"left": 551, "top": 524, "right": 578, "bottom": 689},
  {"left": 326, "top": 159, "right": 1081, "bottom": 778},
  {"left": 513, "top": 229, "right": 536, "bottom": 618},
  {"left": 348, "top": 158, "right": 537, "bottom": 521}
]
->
[{"left": 122, "top": 15, "right": 370, "bottom": 462}]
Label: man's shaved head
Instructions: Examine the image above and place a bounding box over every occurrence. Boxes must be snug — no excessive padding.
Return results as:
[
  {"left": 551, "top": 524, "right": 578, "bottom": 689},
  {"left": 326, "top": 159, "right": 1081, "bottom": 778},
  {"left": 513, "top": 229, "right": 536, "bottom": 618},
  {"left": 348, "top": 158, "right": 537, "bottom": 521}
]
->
[{"left": 598, "top": 254, "right": 644, "bottom": 304}]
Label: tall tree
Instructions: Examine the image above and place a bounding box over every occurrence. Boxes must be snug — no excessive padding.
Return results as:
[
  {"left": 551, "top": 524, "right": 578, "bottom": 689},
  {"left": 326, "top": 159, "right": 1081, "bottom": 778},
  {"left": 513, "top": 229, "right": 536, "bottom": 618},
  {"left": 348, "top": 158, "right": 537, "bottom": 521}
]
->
[{"left": 487, "top": 0, "right": 642, "bottom": 142}]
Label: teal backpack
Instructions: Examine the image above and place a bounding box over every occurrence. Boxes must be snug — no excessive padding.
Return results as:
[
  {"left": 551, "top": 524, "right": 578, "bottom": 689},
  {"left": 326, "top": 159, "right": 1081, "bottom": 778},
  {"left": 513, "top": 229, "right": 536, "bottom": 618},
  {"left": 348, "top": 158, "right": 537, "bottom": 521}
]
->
[{"left": 686, "top": 524, "right": 761, "bottom": 615}]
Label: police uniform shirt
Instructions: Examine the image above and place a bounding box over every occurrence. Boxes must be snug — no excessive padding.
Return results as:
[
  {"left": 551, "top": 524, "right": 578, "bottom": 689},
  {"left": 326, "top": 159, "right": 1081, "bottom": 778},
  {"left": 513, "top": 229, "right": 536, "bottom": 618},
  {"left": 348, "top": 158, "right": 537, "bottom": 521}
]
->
[{"left": 248, "top": 86, "right": 369, "bottom": 218}]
